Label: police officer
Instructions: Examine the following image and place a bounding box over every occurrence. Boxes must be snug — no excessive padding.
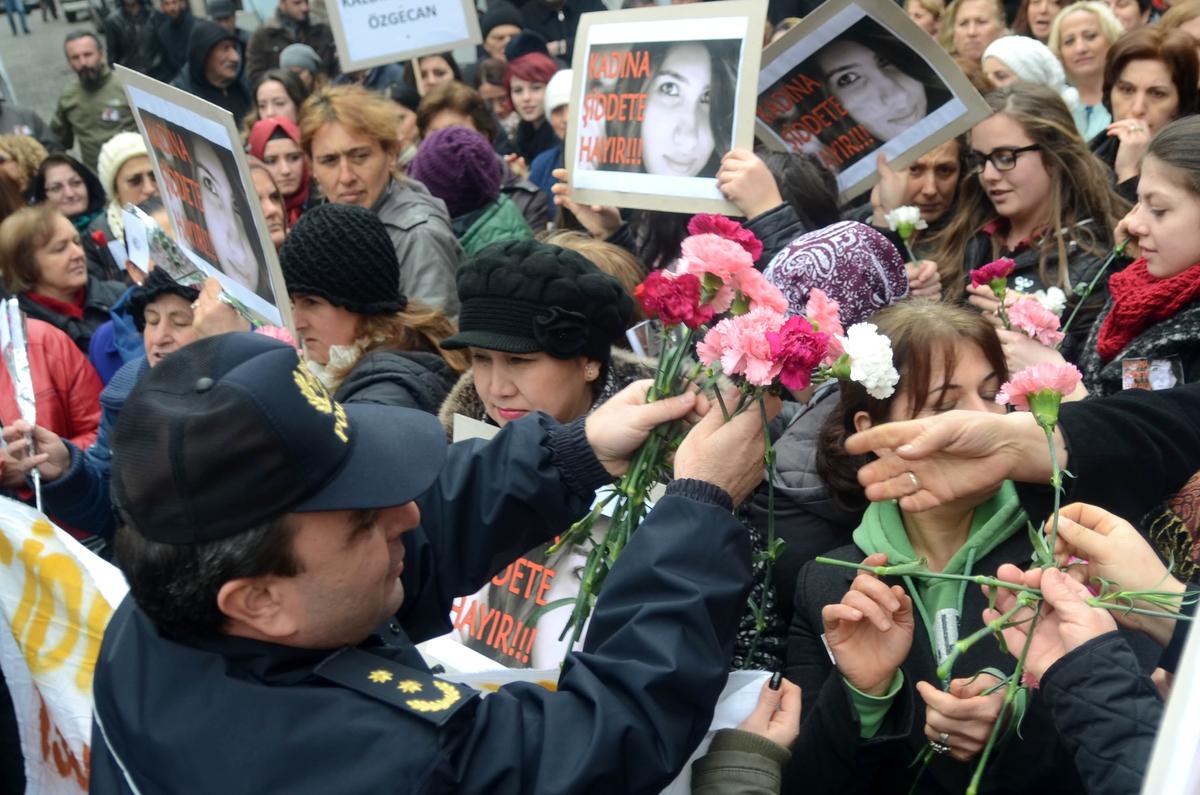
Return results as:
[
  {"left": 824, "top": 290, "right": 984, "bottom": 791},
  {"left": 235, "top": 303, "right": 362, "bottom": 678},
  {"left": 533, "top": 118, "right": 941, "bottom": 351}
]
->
[{"left": 90, "top": 332, "right": 773, "bottom": 792}]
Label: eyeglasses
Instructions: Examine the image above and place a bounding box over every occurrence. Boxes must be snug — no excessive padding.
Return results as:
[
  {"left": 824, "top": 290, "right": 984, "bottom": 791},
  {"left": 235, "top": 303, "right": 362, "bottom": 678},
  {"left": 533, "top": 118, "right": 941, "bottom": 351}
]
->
[
  {"left": 964, "top": 145, "right": 1040, "bottom": 176},
  {"left": 45, "top": 177, "right": 85, "bottom": 195}
]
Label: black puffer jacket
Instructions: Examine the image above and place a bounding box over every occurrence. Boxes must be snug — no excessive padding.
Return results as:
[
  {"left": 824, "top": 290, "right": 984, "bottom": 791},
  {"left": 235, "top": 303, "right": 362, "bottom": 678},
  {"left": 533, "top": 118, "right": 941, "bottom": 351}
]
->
[
  {"left": 1039, "top": 632, "right": 1163, "bottom": 795},
  {"left": 155, "top": 9, "right": 196, "bottom": 83},
  {"left": 333, "top": 349, "right": 458, "bottom": 415}
]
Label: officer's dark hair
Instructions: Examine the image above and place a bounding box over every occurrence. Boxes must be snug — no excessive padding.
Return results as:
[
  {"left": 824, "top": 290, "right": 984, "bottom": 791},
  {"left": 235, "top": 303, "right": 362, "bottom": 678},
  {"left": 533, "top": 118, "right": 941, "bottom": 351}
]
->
[
  {"left": 63, "top": 30, "right": 103, "bottom": 51},
  {"left": 114, "top": 515, "right": 303, "bottom": 638}
]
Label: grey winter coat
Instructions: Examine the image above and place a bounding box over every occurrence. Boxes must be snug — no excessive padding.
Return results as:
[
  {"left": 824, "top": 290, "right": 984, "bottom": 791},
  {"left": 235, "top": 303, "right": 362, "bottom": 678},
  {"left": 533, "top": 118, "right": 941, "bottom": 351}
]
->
[{"left": 370, "top": 178, "right": 465, "bottom": 318}]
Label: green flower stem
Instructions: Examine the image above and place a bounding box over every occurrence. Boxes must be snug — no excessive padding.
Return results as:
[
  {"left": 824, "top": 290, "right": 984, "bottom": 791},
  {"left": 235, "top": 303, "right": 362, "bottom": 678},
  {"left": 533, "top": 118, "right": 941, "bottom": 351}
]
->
[
  {"left": 967, "top": 609, "right": 1041, "bottom": 795},
  {"left": 1044, "top": 422, "right": 1064, "bottom": 559},
  {"left": 743, "top": 396, "right": 777, "bottom": 669},
  {"left": 1060, "top": 242, "right": 1126, "bottom": 339},
  {"left": 936, "top": 599, "right": 1028, "bottom": 681},
  {"left": 813, "top": 557, "right": 1194, "bottom": 621},
  {"left": 552, "top": 321, "right": 698, "bottom": 662}
]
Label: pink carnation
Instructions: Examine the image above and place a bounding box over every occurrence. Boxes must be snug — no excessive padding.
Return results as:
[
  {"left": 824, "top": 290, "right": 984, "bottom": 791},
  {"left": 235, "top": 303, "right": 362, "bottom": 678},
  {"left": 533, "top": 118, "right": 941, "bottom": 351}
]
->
[
  {"left": 804, "top": 288, "right": 843, "bottom": 336},
  {"left": 676, "top": 234, "right": 756, "bottom": 313},
  {"left": 996, "top": 362, "right": 1083, "bottom": 411},
  {"left": 734, "top": 267, "right": 789, "bottom": 314},
  {"left": 255, "top": 325, "right": 298, "bottom": 347},
  {"left": 766, "top": 316, "right": 830, "bottom": 390},
  {"left": 804, "top": 288, "right": 844, "bottom": 364},
  {"left": 687, "top": 214, "right": 764, "bottom": 261},
  {"left": 1008, "top": 296, "right": 1065, "bottom": 347},
  {"left": 969, "top": 258, "right": 1016, "bottom": 288},
  {"left": 697, "top": 306, "right": 786, "bottom": 387}
]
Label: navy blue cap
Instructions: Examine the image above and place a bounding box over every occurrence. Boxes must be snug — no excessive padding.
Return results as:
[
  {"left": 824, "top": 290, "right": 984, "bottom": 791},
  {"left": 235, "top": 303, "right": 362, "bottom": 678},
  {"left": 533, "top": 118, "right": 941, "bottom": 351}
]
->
[{"left": 111, "top": 333, "right": 447, "bottom": 544}]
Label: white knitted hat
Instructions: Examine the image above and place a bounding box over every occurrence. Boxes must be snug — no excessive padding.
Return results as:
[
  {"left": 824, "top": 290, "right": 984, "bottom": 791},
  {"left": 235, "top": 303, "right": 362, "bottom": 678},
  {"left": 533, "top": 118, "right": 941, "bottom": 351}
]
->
[
  {"left": 982, "top": 36, "right": 1080, "bottom": 111},
  {"left": 544, "top": 69, "right": 573, "bottom": 121},
  {"left": 97, "top": 131, "right": 150, "bottom": 199}
]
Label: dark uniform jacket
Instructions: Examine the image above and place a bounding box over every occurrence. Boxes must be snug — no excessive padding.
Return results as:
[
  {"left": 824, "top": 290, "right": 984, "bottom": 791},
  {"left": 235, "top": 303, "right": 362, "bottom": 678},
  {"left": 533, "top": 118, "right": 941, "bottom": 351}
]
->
[{"left": 90, "top": 415, "right": 752, "bottom": 793}]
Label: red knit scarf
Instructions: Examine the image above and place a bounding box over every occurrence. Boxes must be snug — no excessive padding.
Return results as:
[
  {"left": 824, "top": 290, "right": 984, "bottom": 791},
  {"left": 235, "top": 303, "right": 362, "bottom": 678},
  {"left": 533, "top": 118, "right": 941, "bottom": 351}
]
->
[
  {"left": 26, "top": 289, "right": 85, "bottom": 320},
  {"left": 1096, "top": 258, "right": 1200, "bottom": 362}
]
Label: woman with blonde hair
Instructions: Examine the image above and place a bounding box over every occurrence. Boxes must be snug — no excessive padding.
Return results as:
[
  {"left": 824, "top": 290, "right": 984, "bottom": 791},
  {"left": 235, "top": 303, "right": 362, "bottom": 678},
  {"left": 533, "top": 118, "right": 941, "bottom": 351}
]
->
[
  {"left": 1159, "top": 0, "right": 1200, "bottom": 51},
  {"left": 1047, "top": 1, "right": 1126, "bottom": 140},
  {"left": 939, "top": 0, "right": 1006, "bottom": 63},
  {"left": 299, "top": 84, "right": 464, "bottom": 315},
  {"left": 905, "top": 0, "right": 944, "bottom": 36},
  {"left": 0, "top": 134, "right": 47, "bottom": 194},
  {"left": 280, "top": 202, "right": 465, "bottom": 412},
  {"left": 924, "top": 84, "right": 1127, "bottom": 360}
]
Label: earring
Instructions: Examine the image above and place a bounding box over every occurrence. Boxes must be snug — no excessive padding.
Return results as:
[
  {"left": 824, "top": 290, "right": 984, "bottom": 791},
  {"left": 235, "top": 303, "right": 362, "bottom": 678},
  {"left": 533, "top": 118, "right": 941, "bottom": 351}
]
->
[{"left": 586, "top": 366, "right": 598, "bottom": 380}]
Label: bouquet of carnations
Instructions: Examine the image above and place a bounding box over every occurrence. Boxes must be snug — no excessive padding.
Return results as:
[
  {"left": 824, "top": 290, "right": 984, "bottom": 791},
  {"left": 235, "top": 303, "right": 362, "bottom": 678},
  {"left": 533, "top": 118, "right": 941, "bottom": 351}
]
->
[{"left": 547, "top": 215, "right": 900, "bottom": 663}]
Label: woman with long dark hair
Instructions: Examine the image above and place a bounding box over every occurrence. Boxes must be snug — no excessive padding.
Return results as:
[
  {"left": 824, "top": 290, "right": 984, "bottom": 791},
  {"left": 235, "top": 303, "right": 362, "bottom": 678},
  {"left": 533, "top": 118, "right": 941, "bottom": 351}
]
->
[{"left": 602, "top": 39, "right": 739, "bottom": 178}]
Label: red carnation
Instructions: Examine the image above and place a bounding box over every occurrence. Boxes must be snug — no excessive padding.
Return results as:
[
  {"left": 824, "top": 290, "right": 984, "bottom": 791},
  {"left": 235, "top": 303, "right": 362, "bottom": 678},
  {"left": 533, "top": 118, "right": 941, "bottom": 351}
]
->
[
  {"left": 635, "top": 270, "right": 714, "bottom": 329},
  {"left": 687, "top": 214, "right": 764, "bottom": 262},
  {"left": 91, "top": 229, "right": 108, "bottom": 246},
  {"left": 969, "top": 257, "right": 1015, "bottom": 288},
  {"left": 765, "top": 316, "right": 830, "bottom": 391}
]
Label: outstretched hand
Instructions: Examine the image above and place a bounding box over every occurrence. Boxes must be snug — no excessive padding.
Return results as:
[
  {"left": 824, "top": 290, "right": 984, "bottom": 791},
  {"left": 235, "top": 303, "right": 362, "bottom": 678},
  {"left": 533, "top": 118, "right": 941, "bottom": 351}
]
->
[
  {"left": 917, "top": 672, "right": 1004, "bottom": 762},
  {"left": 1, "top": 420, "right": 69, "bottom": 483},
  {"left": 672, "top": 391, "right": 780, "bottom": 504},
  {"left": 823, "top": 553, "right": 914, "bottom": 695},
  {"left": 846, "top": 410, "right": 1063, "bottom": 512},
  {"left": 1051, "top": 503, "right": 1185, "bottom": 645},
  {"left": 550, "top": 168, "right": 623, "bottom": 239},
  {"left": 736, "top": 675, "right": 802, "bottom": 750},
  {"left": 585, "top": 380, "right": 706, "bottom": 477},
  {"left": 986, "top": 564, "right": 1116, "bottom": 681}
]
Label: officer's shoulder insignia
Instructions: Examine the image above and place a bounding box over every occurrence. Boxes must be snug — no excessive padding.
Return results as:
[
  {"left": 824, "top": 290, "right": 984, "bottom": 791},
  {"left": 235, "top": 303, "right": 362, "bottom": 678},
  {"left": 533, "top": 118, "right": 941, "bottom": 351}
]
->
[{"left": 315, "top": 648, "right": 477, "bottom": 726}]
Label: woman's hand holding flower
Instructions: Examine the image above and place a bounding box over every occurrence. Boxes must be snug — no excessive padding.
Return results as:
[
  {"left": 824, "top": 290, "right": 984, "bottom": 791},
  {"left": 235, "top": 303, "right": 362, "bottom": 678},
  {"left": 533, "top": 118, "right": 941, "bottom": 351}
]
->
[{"left": 823, "top": 553, "right": 915, "bottom": 696}]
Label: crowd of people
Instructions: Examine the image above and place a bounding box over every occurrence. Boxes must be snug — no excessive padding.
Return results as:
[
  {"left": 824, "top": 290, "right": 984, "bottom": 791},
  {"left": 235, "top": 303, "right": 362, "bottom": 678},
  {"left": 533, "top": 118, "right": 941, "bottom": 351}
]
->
[{"left": 1, "top": 0, "right": 1200, "bottom": 792}]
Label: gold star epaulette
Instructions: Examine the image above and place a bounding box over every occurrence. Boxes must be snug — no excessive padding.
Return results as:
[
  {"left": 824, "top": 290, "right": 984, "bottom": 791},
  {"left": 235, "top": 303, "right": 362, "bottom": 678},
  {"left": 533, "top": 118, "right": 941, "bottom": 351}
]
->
[{"left": 315, "top": 648, "right": 477, "bottom": 726}]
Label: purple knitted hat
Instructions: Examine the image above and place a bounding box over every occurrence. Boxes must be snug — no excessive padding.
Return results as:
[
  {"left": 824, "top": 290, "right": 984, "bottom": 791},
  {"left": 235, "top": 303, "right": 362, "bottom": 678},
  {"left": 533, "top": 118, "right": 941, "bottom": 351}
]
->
[
  {"left": 407, "top": 126, "right": 502, "bottom": 219},
  {"left": 764, "top": 221, "right": 909, "bottom": 326}
]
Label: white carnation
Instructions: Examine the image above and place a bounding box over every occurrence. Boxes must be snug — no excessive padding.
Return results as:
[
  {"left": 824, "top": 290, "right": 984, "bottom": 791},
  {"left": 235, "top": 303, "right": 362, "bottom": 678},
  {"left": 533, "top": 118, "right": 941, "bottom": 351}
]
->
[
  {"left": 883, "top": 206, "right": 927, "bottom": 234},
  {"left": 1032, "top": 286, "right": 1067, "bottom": 316},
  {"left": 840, "top": 323, "right": 900, "bottom": 399}
]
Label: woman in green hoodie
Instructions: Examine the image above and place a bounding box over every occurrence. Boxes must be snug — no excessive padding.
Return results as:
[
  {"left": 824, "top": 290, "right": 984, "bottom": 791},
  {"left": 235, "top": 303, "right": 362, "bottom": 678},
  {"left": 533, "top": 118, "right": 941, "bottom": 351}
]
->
[{"left": 783, "top": 300, "right": 1095, "bottom": 795}]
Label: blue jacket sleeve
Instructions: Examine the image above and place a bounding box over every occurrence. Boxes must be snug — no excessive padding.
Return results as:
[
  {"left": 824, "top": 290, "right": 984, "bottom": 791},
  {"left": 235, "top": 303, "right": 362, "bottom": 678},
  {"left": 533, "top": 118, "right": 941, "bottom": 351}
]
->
[
  {"left": 397, "top": 414, "right": 613, "bottom": 642},
  {"left": 442, "top": 480, "right": 752, "bottom": 794}
]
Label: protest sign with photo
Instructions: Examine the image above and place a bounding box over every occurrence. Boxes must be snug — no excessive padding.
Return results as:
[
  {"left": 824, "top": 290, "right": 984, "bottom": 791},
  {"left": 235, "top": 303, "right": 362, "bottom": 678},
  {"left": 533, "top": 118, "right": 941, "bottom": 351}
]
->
[
  {"left": 757, "top": 0, "right": 989, "bottom": 201},
  {"left": 445, "top": 415, "right": 608, "bottom": 668},
  {"left": 565, "top": 0, "right": 766, "bottom": 215},
  {"left": 115, "top": 66, "right": 292, "bottom": 331},
  {"left": 324, "top": 0, "right": 481, "bottom": 74}
]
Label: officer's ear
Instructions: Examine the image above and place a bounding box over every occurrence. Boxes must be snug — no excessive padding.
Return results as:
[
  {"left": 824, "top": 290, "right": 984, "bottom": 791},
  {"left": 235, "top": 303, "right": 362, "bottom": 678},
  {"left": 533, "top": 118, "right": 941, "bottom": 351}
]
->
[{"left": 216, "top": 577, "right": 299, "bottom": 640}]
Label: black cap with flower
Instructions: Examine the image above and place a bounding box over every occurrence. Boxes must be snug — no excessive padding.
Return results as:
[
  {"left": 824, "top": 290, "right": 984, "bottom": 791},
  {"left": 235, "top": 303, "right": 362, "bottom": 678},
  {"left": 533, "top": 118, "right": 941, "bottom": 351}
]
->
[{"left": 442, "top": 239, "right": 633, "bottom": 362}]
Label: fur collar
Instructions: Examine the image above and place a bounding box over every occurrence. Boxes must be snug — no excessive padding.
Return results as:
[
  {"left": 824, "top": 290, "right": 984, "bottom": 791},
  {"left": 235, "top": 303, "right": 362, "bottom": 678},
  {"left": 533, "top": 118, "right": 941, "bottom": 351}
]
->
[{"left": 437, "top": 347, "right": 656, "bottom": 437}]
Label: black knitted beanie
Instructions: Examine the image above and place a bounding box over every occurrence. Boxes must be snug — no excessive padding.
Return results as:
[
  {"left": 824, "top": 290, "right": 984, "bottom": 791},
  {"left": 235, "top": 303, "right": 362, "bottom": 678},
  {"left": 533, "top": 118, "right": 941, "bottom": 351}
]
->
[
  {"left": 128, "top": 267, "right": 202, "bottom": 333},
  {"left": 441, "top": 239, "right": 633, "bottom": 359},
  {"left": 279, "top": 203, "right": 407, "bottom": 315}
]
